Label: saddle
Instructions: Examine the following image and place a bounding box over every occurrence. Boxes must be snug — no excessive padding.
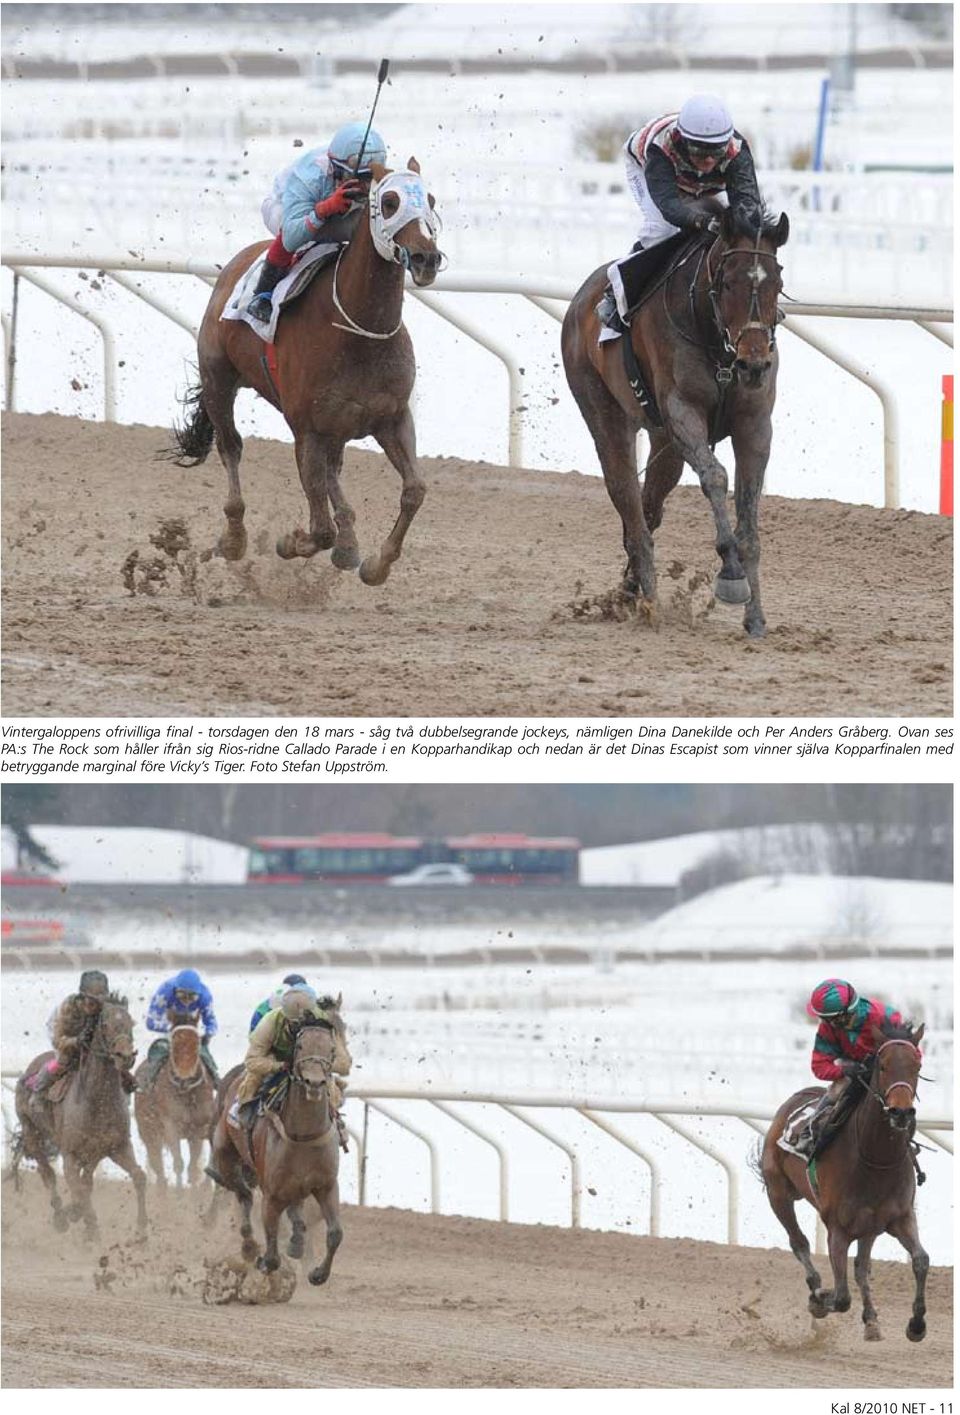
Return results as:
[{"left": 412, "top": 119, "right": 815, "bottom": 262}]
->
[
  {"left": 614, "top": 230, "right": 692, "bottom": 323},
  {"left": 221, "top": 241, "right": 342, "bottom": 346}
]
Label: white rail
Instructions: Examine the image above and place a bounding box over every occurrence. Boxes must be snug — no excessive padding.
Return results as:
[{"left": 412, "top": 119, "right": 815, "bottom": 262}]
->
[
  {"left": 3, "top": 1075, "right": 950, "bottom": 1254},
  {"left": 1, "top": 252, "right": 953, "bottom": 507}
]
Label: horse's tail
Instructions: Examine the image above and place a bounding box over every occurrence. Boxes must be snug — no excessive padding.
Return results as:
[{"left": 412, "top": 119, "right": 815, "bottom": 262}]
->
[
  {"left": 746, "top": 1137, "right": 767, "bottom": 1188},
  {"left": 159, "top": 379, "right": 215, "bottom": 467}
]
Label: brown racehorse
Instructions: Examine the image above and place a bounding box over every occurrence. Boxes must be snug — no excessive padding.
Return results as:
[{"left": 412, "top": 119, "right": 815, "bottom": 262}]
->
[
  {"left": 209, "top": 1015, "right": 349, "bottom": 1286},
  {"left": 562, "top": 203, "right": 789, "bottom": 637},
  {"left": 761, "top": 1021, "right": 929, "bottom": 1342},
  {"left": 166, "top": 160, "right": 442, "bottom": 586},
  {"left": 14, "top": 997, "right": 147, "bottom": 1240},
  {"left": 134, "top": 1016, "right": 217, "bottom": 1188}
]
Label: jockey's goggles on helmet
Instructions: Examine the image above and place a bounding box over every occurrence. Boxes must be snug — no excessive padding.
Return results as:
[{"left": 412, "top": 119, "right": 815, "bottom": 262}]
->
[
  {"left": 682, "top": 138, "right": 725, "bottom": 162},
  {"left": 175, "top": 989, "right": 198, "bottom": 1005},
  {"left": 331, "top": 157, "right": 374, "bottom": 183}
]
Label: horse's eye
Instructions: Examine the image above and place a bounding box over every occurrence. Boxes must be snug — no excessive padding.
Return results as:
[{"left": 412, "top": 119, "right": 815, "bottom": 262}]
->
[{"left": 381, "top": 192, "right": 400, "bottom": 218}]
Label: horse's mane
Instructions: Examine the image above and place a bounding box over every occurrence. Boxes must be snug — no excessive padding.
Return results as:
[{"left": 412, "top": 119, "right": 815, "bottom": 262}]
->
[
  {"left": 720, "top": 199, "right": 782, "bottom": 242},
  {"left": 104, "top": 991, "right": 128, "bottom": 1008},
  {"left": 878, "top": 1017, "right": 921, "bottom": 1045}
]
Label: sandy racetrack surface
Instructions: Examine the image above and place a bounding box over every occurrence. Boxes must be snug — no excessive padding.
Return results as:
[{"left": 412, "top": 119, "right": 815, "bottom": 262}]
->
[
  {"left": 2, "top": 413, "right": 951, "bottom": 717},
  {"left": 1, "top": 1178, "right": 952, "bottom": 1388}
]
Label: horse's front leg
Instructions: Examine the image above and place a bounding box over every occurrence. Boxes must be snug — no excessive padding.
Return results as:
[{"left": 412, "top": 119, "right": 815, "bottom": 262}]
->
[
  {"left": 888, "top": 1210, "right": 929, "bottom": 1342},
  {"left": 326, "top": 449, "right": 361, "bottom": 571},
  {"left": 286, "top": 1203, "right": 307, "bottom": 1259},
  {"left": 276, "top": 430, "right": 338, "bottom": 560},
  {"left": 854, "top": 1236, "right": 881, "bottom": 1340},
  {"left": 663, "top": 395, "right": 749, "bottom": 606},
  {"left": 731, "top": 412, "right": 772, "bottom": 637},
  {"left": 308, "top": 1183, "right": 343, "bottom": 1286},
  {"left": 812, "top": 1225, "right": 852, "bottom": 1316},
  {"left": 110, "top": 1140, "right": 148, "bottom": 1237},
  {"left": 62, "top": 1153, "right": 97, "bottom": 1236},
  {"left": 360, "top": 405, "right": 425, "bottom": 586},
  {"left": 187, "top": 1135, "right": 205, "bottom": 1187},
  {"left": 32, "top": 1139, "right": 69, "bottom": 1232},
  {"left": 256, "top": 1193, "right": 285, "bottom": 1274}
]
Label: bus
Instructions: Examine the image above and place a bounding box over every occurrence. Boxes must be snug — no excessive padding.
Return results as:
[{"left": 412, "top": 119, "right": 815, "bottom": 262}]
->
[{"left": 247, "top": 833, "right": 580, "bottom": 885}]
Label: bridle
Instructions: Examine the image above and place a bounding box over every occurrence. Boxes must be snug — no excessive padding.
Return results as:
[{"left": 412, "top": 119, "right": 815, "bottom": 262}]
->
[
  {"left": 291, "top": 1022, "right": 336, "bottom": 1100},
  {"left": 704, "top": 229, "right": 782, "bottom": 368},
  {"left": 169, "top": 1023, "right": 205, "bottom": 1091},
  {"left": 331, "top": 168, "right": 443, "bottom": 341},
  {"left": 866, "top": 1039, "right": 922, "bottom": 1115}
]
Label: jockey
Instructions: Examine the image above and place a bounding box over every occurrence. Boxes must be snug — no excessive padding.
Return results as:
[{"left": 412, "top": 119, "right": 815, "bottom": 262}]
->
[
  {"left": 30, "top": 969, "right": 137, "bottom": 1096},
  {"left": 246, "top": 120, "right": 388, "bottom": 323},
  {"left": 141, "top": 967, "right": 220, "bottom": 1090},
  {"left": 794, "top": 978, "right": 909, "bottom": 1157},
  {"left": 598, "top": 94, "right": 764, "bottom": 328},
  {"left": 235, "top": 985, "right": 351, "bottom": 1148},
  {"left": 249, "top": 972, "right": 309, "bottom": 1032}
]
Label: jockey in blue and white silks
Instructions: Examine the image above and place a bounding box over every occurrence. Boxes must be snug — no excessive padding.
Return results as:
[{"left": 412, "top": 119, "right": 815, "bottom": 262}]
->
[
  {"left": 142, "top": 967, "right": 219, "bottom": 1089},
  {"left": 247, "top": 121, "right": 388, "bottom": 322}
]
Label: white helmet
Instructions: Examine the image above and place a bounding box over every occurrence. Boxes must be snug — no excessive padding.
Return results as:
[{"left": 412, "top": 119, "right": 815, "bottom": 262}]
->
[{"left": 677, "top": 95, "right": 734, "bottom": 146}]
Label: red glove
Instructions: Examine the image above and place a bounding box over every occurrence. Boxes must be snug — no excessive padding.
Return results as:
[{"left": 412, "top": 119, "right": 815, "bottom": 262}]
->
[{"left": 314, "top": 181, "right": 364, "bottom": 220}]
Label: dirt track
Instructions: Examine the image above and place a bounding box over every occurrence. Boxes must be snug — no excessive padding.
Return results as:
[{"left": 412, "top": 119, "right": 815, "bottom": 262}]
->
[
  {"left": 2, "top": 413, "right": 952, "bottom": 717},
  {"left": 1, "top": 1179, "right": 951, "bottom": 1389}
]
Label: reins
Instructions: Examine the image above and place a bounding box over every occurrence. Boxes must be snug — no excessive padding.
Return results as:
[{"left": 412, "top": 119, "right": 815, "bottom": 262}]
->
[
  {"left": 851, "top": 1039, "right": 923, "bottom": 1173},
  {"left": 330, "top": 244, "right": 404, "bottom": 340}
]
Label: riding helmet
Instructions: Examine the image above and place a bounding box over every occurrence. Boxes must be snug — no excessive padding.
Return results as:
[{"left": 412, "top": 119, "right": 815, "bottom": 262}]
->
[
  {"left": 676, "top": 95, "right": 734, "bottom": 147},
  {"left": 810, "top": 978, "right": 859, "bottom": 1018},
  {"left": 78, "top": 969, "right": 110, "bottom": 998}
]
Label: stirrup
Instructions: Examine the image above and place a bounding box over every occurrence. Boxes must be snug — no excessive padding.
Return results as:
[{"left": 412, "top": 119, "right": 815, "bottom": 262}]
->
[
  {"left": 596, "top": 290, "right": 619, "bottom": 329},
  {"left": 247, "top": 293, "right": 273, "bottom": 322}
]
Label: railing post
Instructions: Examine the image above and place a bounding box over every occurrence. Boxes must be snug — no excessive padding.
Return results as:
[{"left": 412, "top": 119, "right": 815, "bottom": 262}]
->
[{"left": 5, "top": 271, "right": 20, "bottom": 411}]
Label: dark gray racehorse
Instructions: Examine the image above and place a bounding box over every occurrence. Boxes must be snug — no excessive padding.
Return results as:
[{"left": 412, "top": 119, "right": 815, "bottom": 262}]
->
[{"left": 562, "top": 204, "right": 789, "bottom": 637}]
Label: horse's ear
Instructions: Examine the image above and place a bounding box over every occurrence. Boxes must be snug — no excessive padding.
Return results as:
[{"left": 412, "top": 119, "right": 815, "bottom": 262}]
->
[
  {"left": 408, "top": 155, "right": 421, "bottom": 174},
  {"left": 913, "top": 1022, "right": 925, "bottom": 1045},
  {"left": 774, "top": 212, "right": 790, "bottom": 247},
  {"left": 335, "top": 992, "right": 343, "bottom": 1009}
]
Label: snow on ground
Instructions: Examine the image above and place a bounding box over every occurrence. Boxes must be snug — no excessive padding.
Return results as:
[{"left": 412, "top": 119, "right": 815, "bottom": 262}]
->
[
  {"left": 632, "top": 874, "right": 953, "bottom": 956},
  {"left": 1, "top": 825, "right": 249, "bottom": 883}
]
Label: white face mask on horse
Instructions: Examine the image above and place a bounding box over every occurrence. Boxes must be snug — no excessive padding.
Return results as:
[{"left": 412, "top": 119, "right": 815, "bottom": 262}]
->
[{"left": 368, "top": 170, "right": 441, "bottom": 269}]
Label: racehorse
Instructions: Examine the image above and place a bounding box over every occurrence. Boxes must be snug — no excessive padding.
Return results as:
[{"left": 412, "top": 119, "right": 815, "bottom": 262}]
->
[
  {"left": 134, "top": 1012, "right": 217, "bottom": 1188},
  {"left": 14, "top": 996, "right": 147, "bottom": 1239},
  {"left": 209, "top": 1012, "right": 349, "bottom": 1286},
  {"left": 166, "top": 159, "right": 443, "bottom": 587},
  {"left": 760, "top": 1021, "right": 929, "bottom": 1342},
  {"left": 561, "top": 202, "right": 789, "bottom": 637}
]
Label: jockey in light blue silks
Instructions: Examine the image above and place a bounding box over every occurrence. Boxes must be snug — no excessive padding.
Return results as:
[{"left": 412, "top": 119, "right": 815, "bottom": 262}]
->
[
  {"left": 141, "top": 967, "right": 220, "bottom": 1090},
  {"left": 247, "top": 120, "right": 388, "bottom": 322}
]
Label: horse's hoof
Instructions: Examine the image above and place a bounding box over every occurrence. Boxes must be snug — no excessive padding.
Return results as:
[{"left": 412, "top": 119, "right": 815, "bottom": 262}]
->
[
  {"left": 808, "top": 1294, "right": 829, "bottom": 1319},
  {"left": 308, "top": 1266, "right": 330, "bottom": 1287},
  {"left": 358, "top": 555, "right": 389, "bottom": 587},
  {"left": 331, "top": 545, "right": 361, "bottom": 571},
  {"left": 276, "top": 533, "right": 298, "bottom": 560},
  {"left": 744, "top": 616, "right": 767, "bottom": 639},
  {"left": 906, "top": 1318, "right": 926, "bottom": 1343},
  {"left": 256, "top": 1254, "right": 280, "bottom": 1274},
  {"left": 218, "top": 529, "right": 247, "bottom": 562},
  {"left": 864, "top": 1323, "right": 882, "bottom": 1342},
  {"left": 241, "top": 1238, "right": 260, "bottom": 1262},
  {"left": 52, "top": 1209, "right": 69, "bottom": 1233},
  {"left": 714, "top": 574, "right": 751, "bottom": 606}
]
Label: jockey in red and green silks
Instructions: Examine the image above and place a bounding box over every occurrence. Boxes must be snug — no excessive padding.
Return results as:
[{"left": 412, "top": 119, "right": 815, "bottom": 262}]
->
[
  {"left": 794, "top": 978, "right": 912, "bottom": 1156},
  {"left": 247, "top": 121, "right": 388, "bottom": 322}
]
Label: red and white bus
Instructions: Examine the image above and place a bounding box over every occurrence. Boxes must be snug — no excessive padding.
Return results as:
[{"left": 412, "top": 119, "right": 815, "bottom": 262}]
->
[{"left": 248, "top": 833, "right": 580, "bottom": 885}]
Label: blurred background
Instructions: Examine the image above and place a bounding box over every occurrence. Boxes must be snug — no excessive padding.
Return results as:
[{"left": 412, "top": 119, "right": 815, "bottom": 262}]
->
[
  {"left": 1, "top": 2, "right": 953, "bottom": 506},
  {"left": 2, "top": 781, "right": 952, "bottom": 1257}
]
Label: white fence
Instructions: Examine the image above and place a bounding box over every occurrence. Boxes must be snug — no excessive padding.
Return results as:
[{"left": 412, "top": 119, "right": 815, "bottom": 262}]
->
[
  {"left": 2, "top": 1074, "right": 951, "bottom": 1255},
  {"left": 1, "top": 252, "right": 953, "bottom": 509}
]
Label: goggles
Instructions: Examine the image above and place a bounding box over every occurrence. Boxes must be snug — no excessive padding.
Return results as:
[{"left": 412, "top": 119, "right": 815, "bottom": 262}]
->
[
  {"left": 175, "top": 989, "right": 199, "bottom": 1005},
  {"left": 330, "top": 157, "right": 375, "bottom": 183}
]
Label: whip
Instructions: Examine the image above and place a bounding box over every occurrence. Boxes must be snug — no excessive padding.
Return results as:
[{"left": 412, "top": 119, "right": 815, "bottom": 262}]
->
[{"left": 355, "top": 58, "right": 390, "bottom": 172}]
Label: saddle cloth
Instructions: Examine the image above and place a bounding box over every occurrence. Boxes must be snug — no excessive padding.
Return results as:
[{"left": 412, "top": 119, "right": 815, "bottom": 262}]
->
[
  {"left": 776, "top": 1097, "right": 819, "bottom": 1156},
  {"left": 599, "top": 230, "right": 697, "bottom": 345},
  {"left": 221, "top": 241, "right": 341, "bottom": 345}
]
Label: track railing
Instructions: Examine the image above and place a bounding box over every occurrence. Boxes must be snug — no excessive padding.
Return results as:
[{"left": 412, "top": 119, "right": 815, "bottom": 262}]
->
[
  {"left": 2, "top": 1075, "right": 950, "bottom": 1254},
  {"left": 1, "top": 252, "right": 953, "bottom": 507}
]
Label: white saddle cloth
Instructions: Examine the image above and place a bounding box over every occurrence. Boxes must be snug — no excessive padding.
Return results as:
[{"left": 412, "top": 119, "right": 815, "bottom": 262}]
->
[
  {"left": 220, "top": 241, "right": 340, "bottom": 345},
  {"left": 776, "top": 1097, "right": 819, "bottom": 1156}
]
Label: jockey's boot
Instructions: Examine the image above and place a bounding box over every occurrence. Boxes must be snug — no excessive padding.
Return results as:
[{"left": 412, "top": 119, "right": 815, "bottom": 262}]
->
[
  {"left": 238, "top": 1099, "right": 259, "bottom": 1133},
  {"left": 335, "top": 1110, "right": 349, "bottom": 1153},
  {"left": 120, "top": 1070, "right": 139, "bottom": 1095},
  {"left": 596, "top": 288, "right": 619, "bottom": 329},
  {"left": 247, "top": 259, "right": 287, "bottom": 323},
  {"left": 30, "top": 1065, "right": 57, "bottom": 1096}
]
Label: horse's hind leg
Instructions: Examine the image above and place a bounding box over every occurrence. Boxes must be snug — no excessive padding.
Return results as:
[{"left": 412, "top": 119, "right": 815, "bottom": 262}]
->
[
  {"left": 762, "top": 1156, "right": 823, "bottom": 1308},
  {"left": 199, "top": 354, "right": 247, "bottom": 562},
  {"left": 307, "top": 1183, "right": 343, "bottom": 1286},
  {"left": 359, "top": 406, "right": 425, "bottom": 587},
  {"left": 641, "top": 431, "right": 684, "bottom": 533},
  {"left": 854, "top": 1236, "right": 881, "bottom": 1340},
  {"left": 887, "top": 1210, "right": 929, "bottom": 1342},
  {"left": 28, "top": 1129, "right": 68, "bottom": 1232},
  {"left": 568, "top": 370, "right": 657, "bottom": 605},
  {"left": 276, "top": 430, "right": 337, "bottom": 560}
]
